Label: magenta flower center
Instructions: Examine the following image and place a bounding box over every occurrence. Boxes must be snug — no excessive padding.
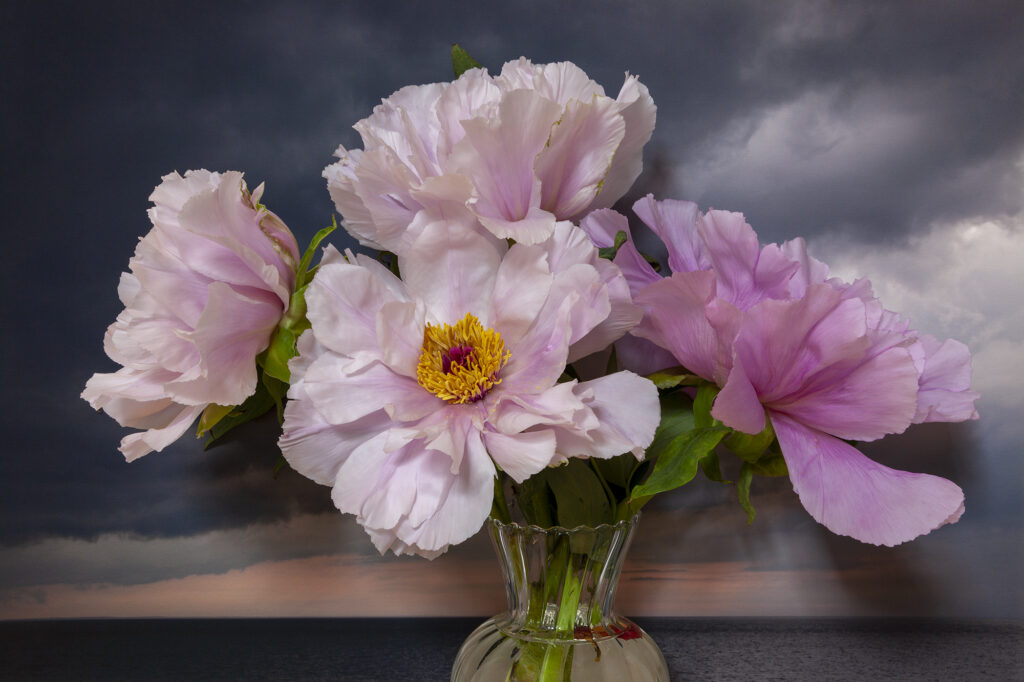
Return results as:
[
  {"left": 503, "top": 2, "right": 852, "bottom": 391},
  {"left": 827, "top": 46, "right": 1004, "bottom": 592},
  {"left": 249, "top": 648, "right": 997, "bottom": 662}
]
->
[{"left": 441, "top": 345, "right": 474, "bottom": 374}]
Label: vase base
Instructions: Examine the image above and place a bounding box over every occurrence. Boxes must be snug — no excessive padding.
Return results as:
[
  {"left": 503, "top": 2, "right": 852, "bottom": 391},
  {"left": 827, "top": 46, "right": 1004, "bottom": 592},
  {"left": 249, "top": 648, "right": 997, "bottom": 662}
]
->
[{"left": 452, "top": 615, "right": 669, "bottom": 682}]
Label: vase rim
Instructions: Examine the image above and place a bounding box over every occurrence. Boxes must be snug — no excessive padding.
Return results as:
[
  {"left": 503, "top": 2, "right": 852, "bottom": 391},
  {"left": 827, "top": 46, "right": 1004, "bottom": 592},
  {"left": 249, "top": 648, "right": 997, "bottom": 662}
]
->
[{"left": 487, "top": 513, "right": 640, "bottom": 534}]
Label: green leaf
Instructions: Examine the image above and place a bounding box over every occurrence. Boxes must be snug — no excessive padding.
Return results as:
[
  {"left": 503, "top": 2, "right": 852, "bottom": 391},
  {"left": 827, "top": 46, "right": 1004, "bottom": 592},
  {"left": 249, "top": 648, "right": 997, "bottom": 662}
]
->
[
  {"left": 737, "top": 462, "right": 756, "bottom": 524},
  {"left": 724, "top": 417, "right": 776, "bottom": 462},
  {"left": 646, "top": 366, "right": 703, "bottom": 390},
  {"left": 260, "top": 324, "right": 298, "bottom": 384},
  {"left": 203, "top": 379, "right": 277, "bottom": 447},
  {"left": 515, "top": 475, "right": 556, "bottom": 528},
  {"left": 597, "top": 230, "right": 628, "bottom": 260},
  {"left": 262, "top": 371, "right": 288, "bottom": 422},
  {"left": 647, "top": 390, "right": 696, "bottom": 457},
  {"left": 630, "top": 426, "right": 729, "bottom": 501},
  {"left": 750, "top": 452, "right": 789, "bottom": 477},
  {"left": 451, "top": 44, "right": 482, "bottom": 78},
  {"left": 196, "top": 403, "right": 235, "bottom": 437},
  {"left": 700, "top": 450, "right": 728, "bottom": 483},
  {"left": 545, "top": 459, "right": 614, "bottom": 528},
  {"left": 693, "top": 383, "right": 721, "bottom": 428},
  {"left": 590, "top": 453, "right": 640, "bottom": 495},
  {"left": 296, "top": 220, "right": 337, "bottom": 289}
]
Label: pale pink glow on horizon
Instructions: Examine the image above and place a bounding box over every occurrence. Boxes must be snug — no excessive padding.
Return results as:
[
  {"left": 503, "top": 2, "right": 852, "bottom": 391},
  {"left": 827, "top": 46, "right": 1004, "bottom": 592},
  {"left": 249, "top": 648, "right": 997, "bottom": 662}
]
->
[{"left": 2, "top": 553, "right": 866, "bottom": 620}]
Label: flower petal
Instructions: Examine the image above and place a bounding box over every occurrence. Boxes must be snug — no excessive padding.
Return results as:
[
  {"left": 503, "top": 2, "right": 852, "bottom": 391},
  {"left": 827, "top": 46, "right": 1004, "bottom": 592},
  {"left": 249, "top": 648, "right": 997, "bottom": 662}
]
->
[
  {"left": 633, "top": 195, "right": 709, "bottom": 273},
  {"left": 773, "top": 413, "right": 965, "bottom": 546},
  {"left": 305, "top": 260, "right": 406, "bottom": 358},
  {"left": 167, "top": 282, "right": 280, "bottom": 406},
  {"left": 489, "top": 242, "right": 553, "bottom": 348},
  {"left": 632, "top": 270, "right": 726, "bottom": 382},
  {"left": 551, "top": 372, "right": 660, "bottom": 460},
  {"left": 451, "top": 88, "right": 562, "bottom": 242},
  {"left": 589, "top": 75, "right": 656, "bottom": 210},
  {"left": 535, "top": 96, "right": 625, "bottom": 219},
  {"left": 912, "top": 336, "right": 981, "bottom": 423},
  {"left": 483, "top": 429, "right": 556, "bottom": 482},
  {"left": 400, "top": 215, "right": 503, "bottom": 325}
]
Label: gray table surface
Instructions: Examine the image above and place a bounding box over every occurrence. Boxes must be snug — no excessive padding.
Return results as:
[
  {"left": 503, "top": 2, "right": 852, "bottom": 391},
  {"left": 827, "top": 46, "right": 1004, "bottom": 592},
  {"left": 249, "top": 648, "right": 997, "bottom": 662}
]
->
[{"left": 3, "top": 617, "right": 1022, "bottom": 681}]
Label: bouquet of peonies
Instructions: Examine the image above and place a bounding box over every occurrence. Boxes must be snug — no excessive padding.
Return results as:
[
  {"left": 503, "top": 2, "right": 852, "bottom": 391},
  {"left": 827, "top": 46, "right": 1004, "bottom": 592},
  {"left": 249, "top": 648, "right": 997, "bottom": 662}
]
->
[{"left": 84, "top": 48, "right": 979, "bottom": 561}]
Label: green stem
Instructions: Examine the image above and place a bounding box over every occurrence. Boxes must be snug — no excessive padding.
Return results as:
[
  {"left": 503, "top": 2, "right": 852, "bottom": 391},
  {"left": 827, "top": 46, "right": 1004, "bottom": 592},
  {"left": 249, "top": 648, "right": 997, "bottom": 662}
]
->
[
  {"left": 536, "top": 539, "right": 579, "bottom": 681},
  {"left": 490, "top": 474, "right": 512, "bottom": 524}
]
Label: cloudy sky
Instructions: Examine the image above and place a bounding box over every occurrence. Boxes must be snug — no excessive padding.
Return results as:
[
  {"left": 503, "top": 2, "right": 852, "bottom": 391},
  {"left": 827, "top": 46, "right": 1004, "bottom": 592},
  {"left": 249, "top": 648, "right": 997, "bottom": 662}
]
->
[{"left": 2, "top": 1, "right": 1022, "bottom": 620}]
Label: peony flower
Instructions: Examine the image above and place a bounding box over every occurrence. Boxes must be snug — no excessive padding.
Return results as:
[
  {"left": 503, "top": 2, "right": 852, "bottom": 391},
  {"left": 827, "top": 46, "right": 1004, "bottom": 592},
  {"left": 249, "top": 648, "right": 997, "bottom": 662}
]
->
[
  {"left": 278, "top": 217, "right": 658, "bottom": 558},
  {"left": 324, "top": 58, "right": 656, "bottom": 252},
  {"left": 585, "top": 195, "right": 979, "bottom": 546},
  {"left": 82, "top": 170, "right": 300, "bottom": 461}
]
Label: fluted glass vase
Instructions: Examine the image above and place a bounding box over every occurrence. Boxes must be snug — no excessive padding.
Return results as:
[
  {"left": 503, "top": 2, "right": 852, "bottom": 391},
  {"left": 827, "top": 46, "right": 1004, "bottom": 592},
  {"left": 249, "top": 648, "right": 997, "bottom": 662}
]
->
[{"left": 451, "top": 515, "right": 669, "bottom": 682}]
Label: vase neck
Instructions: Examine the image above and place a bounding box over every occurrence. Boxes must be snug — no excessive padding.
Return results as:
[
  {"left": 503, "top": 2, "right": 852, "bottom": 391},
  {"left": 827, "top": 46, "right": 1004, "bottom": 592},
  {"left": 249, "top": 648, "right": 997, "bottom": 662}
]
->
[{"left": 488, "top": 516, "right": 638, "bottom": 641}]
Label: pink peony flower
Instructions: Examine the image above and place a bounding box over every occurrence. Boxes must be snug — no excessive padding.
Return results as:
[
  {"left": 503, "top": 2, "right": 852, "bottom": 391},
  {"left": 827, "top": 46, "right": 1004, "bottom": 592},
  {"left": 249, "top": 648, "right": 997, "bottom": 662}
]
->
[
  {"left": 82, "top": 170, "right": 300, "bottom": 461},
  {"left": 584, "top": 195, "right": 980, "bottom": 546},
  {"left": 278, "top": 217, "right": 658, "bottom": 558},
  {"left": 324, "top": 58, "right": 656, "bottom": 251}
]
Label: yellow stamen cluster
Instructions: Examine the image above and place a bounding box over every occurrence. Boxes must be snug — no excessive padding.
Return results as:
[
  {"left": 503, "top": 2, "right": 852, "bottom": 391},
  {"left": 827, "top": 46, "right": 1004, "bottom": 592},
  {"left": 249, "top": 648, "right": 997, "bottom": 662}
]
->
[{"left": 416, "top": 313, "right": 510, "bottom": 404}]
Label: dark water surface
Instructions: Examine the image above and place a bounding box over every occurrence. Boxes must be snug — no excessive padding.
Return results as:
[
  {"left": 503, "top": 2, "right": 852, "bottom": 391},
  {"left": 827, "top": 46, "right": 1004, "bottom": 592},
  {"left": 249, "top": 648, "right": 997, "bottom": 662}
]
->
[{"left": 2, "top": 618, "right": 1021, "bottom": 681}]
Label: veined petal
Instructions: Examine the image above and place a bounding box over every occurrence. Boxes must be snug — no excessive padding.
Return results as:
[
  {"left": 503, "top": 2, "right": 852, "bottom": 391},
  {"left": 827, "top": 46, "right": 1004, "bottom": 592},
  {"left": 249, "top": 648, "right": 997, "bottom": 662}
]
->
[
  {"left": 712, "top": 356, "right": 768, "bottom": 435},
  {"left": 279, "top": 399, "right": 393, "bottom": 487},
  {"left": 632, "top": 271, "right": 723, "bottom": 382},
  {"left": 303, "top": 355, "right": 437, "bottom": 425},
  {"left": 436, "top": 68, "right": 502, "bottom": 160},
  {"left": 376, "top": 300, "right": 427, "bottom": 379},
  {"left": 730, "top": 286, "right": 869, "bottom": 404},
  {"left": 400, "top": 214, "right": 503, "bottom": 325},
  {"left": 484, "top": 429, "right": 556, "bottom": 482},
  {"left": 913, "top": 336, "right": 981, "bottom": 423},
  {"left": 118, "top": 403, "right": 204, "bottom": 462},
  {"left": 451, "top": 88, "right": 561, "bottom": 235},
  {"left": 490, "top": 381, "right": 585, "bottom": 435},
  {"left": 614, "top": 334, "right": 679, "bottom": 376},
  {"left": 305, "top": 260, "right": 406, "bottom": 358},
  {"left": 535, "top": 96, "right": 625, "bottom": 219},
  {"left": 633, "top": 195, "right": 709, "bottom": 273},
  {"left": 773, "top": 413, "right": 965, "bottom": 547},
  {"left": 339, "top": 429, "right": 495, "bottom": 558},
  {"left": 347, "top": 146, "right": 425, "bottom": 253},
  {"left": 489, "top": 243, "right": 553, "bottom": 348},
  {"left": 550, "top": 372, "right": 660, "bottom": 460},
  {"left": 167, "top": 282, "right": 280, "bottom": 406},
  {"left": 579, "top": 208, "right": 631, "bottom": 248},
  {"left": 590, "top": 75, "right": 656, "bottom": 210}
]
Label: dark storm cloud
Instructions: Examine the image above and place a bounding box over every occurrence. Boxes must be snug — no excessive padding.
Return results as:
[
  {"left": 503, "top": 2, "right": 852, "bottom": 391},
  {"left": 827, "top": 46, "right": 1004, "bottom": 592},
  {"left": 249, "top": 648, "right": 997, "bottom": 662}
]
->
[{"left": 2, "top": 0, "right": 1021, "bottom": 559}]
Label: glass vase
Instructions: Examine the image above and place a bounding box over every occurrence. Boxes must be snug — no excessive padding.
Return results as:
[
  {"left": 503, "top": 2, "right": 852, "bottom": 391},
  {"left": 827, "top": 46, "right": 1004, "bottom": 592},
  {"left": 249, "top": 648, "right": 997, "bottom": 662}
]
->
[{"left": 451, "top": 515, "right": 669, "bottom": 682}]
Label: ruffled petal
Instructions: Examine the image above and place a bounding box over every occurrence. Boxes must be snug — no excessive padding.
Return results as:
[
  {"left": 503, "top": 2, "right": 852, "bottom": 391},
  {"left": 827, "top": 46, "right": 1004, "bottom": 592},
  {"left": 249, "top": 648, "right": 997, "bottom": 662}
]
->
[
  {"left": 912, "top": 336, "right": 981, "bottom": 423},
  {"left": 118, "top": 403, "right": 204, "bottom": 462},
  {"left": 589, "top": 75, "right": 656, "bottom": 210},
  {"left": 535, "top": 96, "right": 625, "bottom": 219},
  {"left": 579, "top": 208, "right": 631, "bottom": 248},
  {"left": 633, "top": 195, "right": 709, "bottom": 273},
  {"left": 451, "top": 89, "right": 562, "bottom": 241},
  {"left": 632, "top": 271, "right": 725, "bottom": 382},
  {"left": 773, "top": 413, "right": 965, "bottom": 547},
  {"left": 483, "top": 429, "right": 556, "bottom": 482},
  {"left": 337, "top": 427, "right": 495, "bottom": 558},
  {"left": 550, "top": 372, "right": 660, "bottom": 460},
  {"left": 279, "top": 401, "right": 393, "bottom": 487},
  {"left": 305, "top": 260, "right": 407, "bottom": 358},
  {"left": 166, "top": 282, "right": 280, "bottom": 406}
]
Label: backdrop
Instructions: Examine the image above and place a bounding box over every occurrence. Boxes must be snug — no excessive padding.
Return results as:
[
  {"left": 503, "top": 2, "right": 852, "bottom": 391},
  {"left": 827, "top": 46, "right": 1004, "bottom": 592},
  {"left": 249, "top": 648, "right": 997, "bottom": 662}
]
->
[{"left": 2, "top": 0, "right": 1021, "bottom": 619}]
